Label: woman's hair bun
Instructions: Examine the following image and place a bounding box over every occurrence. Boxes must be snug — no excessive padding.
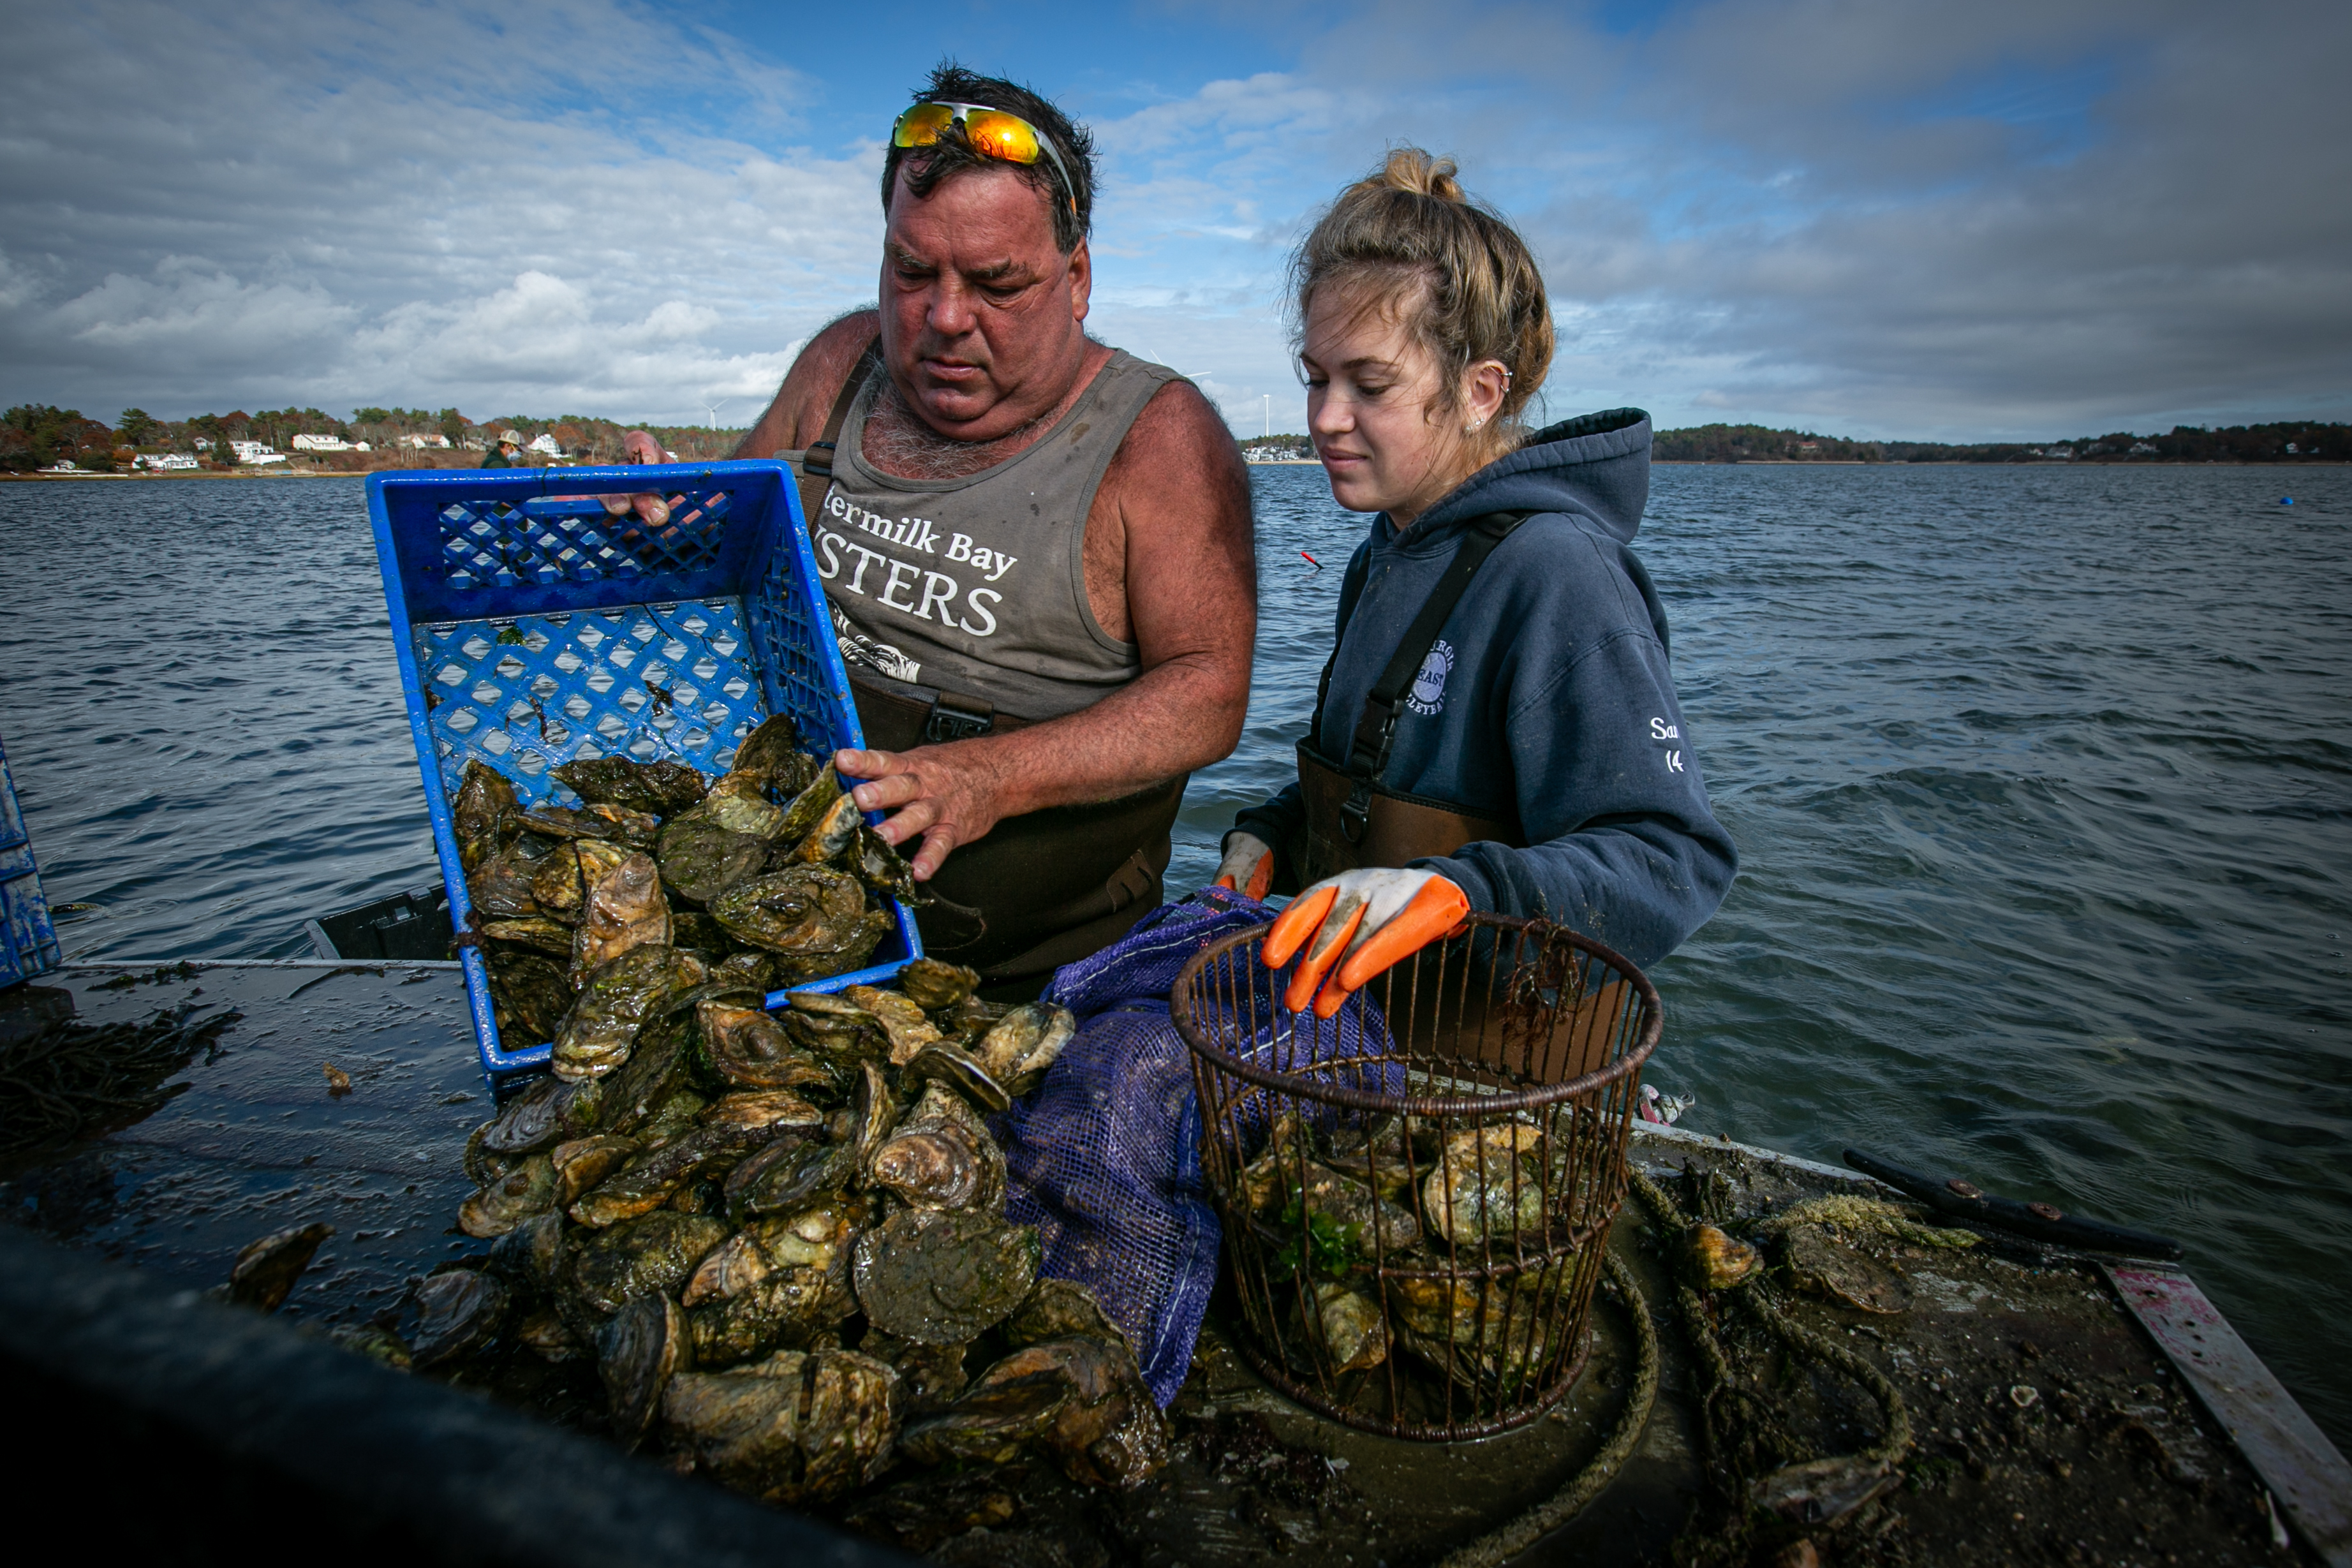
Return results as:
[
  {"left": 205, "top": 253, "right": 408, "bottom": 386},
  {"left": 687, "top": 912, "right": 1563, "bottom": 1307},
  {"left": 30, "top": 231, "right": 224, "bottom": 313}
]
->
[{"left": 1376, "top": 147, "right": 1466, "bottom": 203}]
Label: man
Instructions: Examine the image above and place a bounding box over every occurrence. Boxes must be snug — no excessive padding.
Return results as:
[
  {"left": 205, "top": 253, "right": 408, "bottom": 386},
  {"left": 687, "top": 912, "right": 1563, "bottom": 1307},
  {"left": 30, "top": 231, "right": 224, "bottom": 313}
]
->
[
  {"left": 622, "top": 67, "right": 1255, "bottom": 993},
  {"left": 482, "top": 431, "right": 524, "bottom": 468}
]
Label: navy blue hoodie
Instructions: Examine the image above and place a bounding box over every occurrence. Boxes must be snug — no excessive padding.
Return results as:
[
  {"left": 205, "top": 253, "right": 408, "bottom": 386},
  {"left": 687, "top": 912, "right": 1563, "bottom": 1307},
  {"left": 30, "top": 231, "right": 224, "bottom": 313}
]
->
[{"left": 1232, "top": 408, "right": 1735, "bottom": 969}]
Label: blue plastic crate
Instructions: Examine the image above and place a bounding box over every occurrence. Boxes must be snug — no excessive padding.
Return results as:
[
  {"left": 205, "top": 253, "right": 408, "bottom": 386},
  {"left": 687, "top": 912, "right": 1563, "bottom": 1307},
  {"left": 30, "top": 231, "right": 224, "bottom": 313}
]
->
[
  {"left": 367, "top": 461, "right": 922, "bottom": 1079},
  {"left": 0, "top": 732, "right": 64, "bottom": 987}
]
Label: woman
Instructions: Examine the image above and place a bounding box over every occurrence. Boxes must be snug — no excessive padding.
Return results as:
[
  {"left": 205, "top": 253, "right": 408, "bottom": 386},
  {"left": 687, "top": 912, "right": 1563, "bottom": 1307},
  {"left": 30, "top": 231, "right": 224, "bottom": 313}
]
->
[{"left": 1215, "top": 149, "right": 1736, "bottom": 1015}]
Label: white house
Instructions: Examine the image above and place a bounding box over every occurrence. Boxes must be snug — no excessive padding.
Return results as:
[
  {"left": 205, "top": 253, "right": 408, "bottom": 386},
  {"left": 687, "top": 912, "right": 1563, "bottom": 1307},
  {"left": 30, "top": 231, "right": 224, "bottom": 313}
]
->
[
  {"left": 402, "top": 434, "right": 453, "bottom": 449},
  {"left": 137, "top": 453, "right": 200, "bottom": 471},
  {"left": 292, "top": 433, "right": 353, "bottom": 452},
  {"left": 529, "top": 433, "right": 563, "bottom": 457},
  {"left": 231, "top": 440, "right": 288, "bottom": 466}
]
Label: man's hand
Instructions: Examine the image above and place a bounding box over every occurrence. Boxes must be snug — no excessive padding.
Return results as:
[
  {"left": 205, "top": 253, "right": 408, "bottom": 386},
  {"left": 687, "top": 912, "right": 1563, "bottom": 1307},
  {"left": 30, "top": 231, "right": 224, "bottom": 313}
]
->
[
  {"left": 600, "top": 429, "right": 679, "bottom": 526},
  {"left": 1259, "top": 868, "right": 1471, "bottom": 1017},
  {"left": 1213, "top": 832, "right": 1275, "bottom": 901},
  {"left": 834, "top": 744, "right": 1009, "bottom": 882}
]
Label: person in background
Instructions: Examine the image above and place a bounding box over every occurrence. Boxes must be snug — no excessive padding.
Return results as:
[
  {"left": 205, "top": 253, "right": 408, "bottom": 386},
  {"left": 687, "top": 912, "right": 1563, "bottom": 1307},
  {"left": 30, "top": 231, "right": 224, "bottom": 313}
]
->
[
  {"left": 613, "top": 66, "right": 1255, "bottom": 997},
  {"left": 481, "top": 431, "right": 524, "bottom": 468},
  {"left": 1216, "top": 149, "right": 1735, "bottom": 1013}
]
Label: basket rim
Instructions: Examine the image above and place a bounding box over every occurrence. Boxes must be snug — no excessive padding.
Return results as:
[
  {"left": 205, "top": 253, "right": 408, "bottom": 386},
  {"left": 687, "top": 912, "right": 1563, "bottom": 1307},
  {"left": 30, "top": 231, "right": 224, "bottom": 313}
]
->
[{"left": 1169, "top": 911, "right": 1663, "bottom": 1118}]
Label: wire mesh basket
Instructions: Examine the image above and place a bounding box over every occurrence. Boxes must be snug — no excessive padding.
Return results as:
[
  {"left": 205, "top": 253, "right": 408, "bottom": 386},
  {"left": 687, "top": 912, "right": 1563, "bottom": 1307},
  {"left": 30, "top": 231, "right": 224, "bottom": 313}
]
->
[{"left": 1170, "top": 912, "right": 1660, "bottom": 1440}]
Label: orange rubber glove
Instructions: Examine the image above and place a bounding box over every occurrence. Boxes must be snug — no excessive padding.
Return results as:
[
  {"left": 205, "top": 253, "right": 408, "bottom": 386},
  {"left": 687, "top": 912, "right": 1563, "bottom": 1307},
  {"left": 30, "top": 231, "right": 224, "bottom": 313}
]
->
[
  {"left": 1259, "top": 868, "right": 1471, "bottom": 1018},
  {"left": 1212, "top": 831, "right": 1275, "bottom": 901}
]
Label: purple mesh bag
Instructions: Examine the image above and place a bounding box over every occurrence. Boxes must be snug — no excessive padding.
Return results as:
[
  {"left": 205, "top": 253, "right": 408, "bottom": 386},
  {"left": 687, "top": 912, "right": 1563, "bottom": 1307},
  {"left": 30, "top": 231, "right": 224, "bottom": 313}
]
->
[{"left": 1000, "top": 888, "right": 1398, "bottom": 1407}]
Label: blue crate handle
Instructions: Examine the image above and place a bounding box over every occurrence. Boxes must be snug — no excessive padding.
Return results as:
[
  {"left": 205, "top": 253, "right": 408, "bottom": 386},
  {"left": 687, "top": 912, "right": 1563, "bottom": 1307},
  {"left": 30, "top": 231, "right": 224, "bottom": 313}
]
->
[{"left": 366, "top": 460, "right": 924, "bottom": 1081}]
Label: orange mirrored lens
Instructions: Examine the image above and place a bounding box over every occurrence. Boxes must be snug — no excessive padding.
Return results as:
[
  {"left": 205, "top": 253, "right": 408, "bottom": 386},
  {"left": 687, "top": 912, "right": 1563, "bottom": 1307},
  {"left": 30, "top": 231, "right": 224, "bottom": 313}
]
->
[
  {"left": 959, "top": 109, "right": 1042, "bottom": 165},
  {"left": 892, "top": 103, "right": 958, "bottom": 148}
]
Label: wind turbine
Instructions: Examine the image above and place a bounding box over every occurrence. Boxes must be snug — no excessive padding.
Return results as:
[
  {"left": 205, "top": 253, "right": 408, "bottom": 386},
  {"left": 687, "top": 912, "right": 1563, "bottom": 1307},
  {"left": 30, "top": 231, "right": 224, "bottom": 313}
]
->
[{"left": 700, "top": 399, "right": 728, "bottom": 429}]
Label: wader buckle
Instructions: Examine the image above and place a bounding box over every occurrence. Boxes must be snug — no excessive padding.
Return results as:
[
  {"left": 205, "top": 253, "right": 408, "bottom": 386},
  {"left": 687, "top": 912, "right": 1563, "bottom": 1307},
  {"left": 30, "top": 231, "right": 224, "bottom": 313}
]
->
[
  {"left": 1340, "top": 781, "right": 1373, "bottom": 846},
  {"left": 922, "top": 691, "right": 996, "bottom": 744}
]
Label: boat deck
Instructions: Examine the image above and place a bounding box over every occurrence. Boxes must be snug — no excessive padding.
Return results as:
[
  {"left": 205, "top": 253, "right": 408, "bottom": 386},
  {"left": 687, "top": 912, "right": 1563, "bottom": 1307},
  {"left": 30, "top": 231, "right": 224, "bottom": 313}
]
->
[{"left": 0, "top": 961, "right": 2328, "bottom": 1566}]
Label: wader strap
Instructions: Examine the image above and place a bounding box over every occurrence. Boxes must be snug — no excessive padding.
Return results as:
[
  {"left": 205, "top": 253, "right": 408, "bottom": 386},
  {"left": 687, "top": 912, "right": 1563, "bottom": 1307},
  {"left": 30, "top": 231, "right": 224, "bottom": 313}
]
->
[
  {"left": 1312, "top": 511, "right": 1531, "bottom": 845},
  {"left": 795, "top": 337, "right": 880, "bottom": 527},
  {"left": 847, "top": 674, "right": 1029, "bottom": 748}
]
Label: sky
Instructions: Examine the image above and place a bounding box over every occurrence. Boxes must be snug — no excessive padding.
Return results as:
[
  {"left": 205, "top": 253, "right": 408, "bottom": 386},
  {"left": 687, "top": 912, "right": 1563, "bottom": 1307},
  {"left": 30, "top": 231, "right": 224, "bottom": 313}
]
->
[{"left": 2, "top": 0, "right": 2346, "bottom": 442}]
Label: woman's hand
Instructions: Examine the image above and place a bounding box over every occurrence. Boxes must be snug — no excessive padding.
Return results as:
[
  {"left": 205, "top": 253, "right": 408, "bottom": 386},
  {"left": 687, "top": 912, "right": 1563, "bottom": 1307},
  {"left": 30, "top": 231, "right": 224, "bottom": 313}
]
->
[
  {"left": 1213, "top": 832, "right": 1275, "bottom": 901},
  {"left": 1259, "top": 868, "right": 1470, "bottom": 1017}
]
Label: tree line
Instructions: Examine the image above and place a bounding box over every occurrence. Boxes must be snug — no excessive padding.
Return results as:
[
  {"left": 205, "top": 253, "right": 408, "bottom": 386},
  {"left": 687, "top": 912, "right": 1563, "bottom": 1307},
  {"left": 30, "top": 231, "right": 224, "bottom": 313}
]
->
[
  {"left": 1652, "top": 421, "right": 2348, "bottom": 463},
  {"left": 2, "top": 404, "right": 750, "bottom": 473}
]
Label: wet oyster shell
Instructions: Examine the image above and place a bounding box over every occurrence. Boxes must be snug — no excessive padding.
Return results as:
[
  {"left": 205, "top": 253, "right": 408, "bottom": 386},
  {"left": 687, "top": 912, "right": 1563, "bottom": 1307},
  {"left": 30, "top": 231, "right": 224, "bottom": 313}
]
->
[
  {"left": 963, "top": 1335, "right": 1168, "bottom": 1491},
  {"left": 1306, "top": 1281, "right": 1389, "bottom": 1374},
  {"left": 853, "top": 825, "right": 924, "bottom": 903},
  {"left": 551, "top": 1135, "right": 640, "bottom": 1208},
  {"left": 485, "top": 1211, "right": 568, "bottom": 1295},
  {"left": 570, "top": 852, "right": 673, "bottom": 980},
  {"left": 228, "top": 1221, "right": 336, "bottom": 1313},
  {"left": 788, "top": 791, "right": 862, "bottom": 866},
  {"left": 843, "top": 984, "right": 943, "bottom": 1065},
  {"left": 975, "top": 1002, "right": 1076, "bottom": 1093},
  {"left": 330, "top": 1322, "right": 414, "bottom": 1371},
  {"left": 1421, "top": 1124, "right": 1548, "bottom": 1245},
  {"left": 895, "top": 957, "right": 980, "bottom": 1010},
  {"left": 712, "top": 949, "right": 780, "bottom": 993},
  {"left": 521, "top": 802, "right": 663, "bottom": 850},
  {"left": 1683, "top": 1223, "right": 1763, "bottom": 1292},
  {"left": 406, "top": 1268, "right": 510, "bottom": 1368},
  {"left": 899, "top": 1370, "right": 1070, "bottom": 1467},
  {"left": 488, "top": 950, "right": 573, "bottom": 1045},
  {"left": 795, "top": 1349, "right": 903, "bottom": 1502},
  {"left": 460, "top": 1152, "right": 558, "bottom": 1238},
  {"left": 700, "top": 999, "right": 835, "bottom": 1092},
  {"left": 689, "top": 1264, "right": 855, "bottom": 1367},
  {"left": 1003, "top": 1277, "right": 1130, "bottom": 1355},
  {"left": 869, "top": 1083, "right": 1005, "bottom": 1213},
  {"left": 598, "top": 1291, "right": 690, "bottom": 1446},
  {"left": 551, "top": 945, "right": 708, "bottom": 1083},
  {"left": 477, "top": 1074, "right": 589, "bottom": 1157},
  {"left": 700, "top": 1088, "right": 825, "bottom": 1134},
  {"left": 728, "top": 716, "right": 818, "bottom": 793},
  {"left": 771, "top": 768, "right": 844, "bottom": 845},
  {"left": 532, "top": 839, "right": 633, "bottom": 922},
  {"left": 552, "top": 755, "right": 709, "bottom": 818},
  {"left": 686, "top": 773, "right": 794, "bottom": 840},
  {"left": 903, "top": 1040, "right": 1012, "bottom": 1116},
  {"left": 853, "top": 1207, "right": 1040, "bottom": 1345},
  {"left": 562, "top": 1210, "right": 730, "bottom": 1320},
  {"left": 452, "top": 760, "right": 521, "bottom": 870},
  {"left": 728, "top": 1134, "right": 855, "bottom": 1222},
  {"left": 710, "top": 867, "right": 868, "bottom": 956},
  {"left": 657, "top": 816, "right": 770, "bottom": 908},
  {"left": 482, "top": 916, "right": 575, "bottom": 958},
  {"left": 660, "top": 1366, "right": 804, "bottom": 1495},
  {"left": 570, "top": 1124, "right": 763, "bottom": 1228}
]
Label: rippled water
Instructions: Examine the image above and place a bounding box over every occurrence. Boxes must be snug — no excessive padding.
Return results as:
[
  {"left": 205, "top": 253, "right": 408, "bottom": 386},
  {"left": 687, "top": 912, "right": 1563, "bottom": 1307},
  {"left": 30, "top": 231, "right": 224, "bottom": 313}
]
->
[{"left": 3, "top": 466, "right": 2348, "bottom": 1444}]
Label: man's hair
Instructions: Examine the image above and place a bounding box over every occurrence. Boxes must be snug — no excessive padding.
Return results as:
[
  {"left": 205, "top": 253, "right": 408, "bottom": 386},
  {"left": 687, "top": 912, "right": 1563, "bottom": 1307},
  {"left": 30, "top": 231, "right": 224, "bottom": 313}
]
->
[{"left": 882, "top": 63, "right": 1095, "bottom": 254}]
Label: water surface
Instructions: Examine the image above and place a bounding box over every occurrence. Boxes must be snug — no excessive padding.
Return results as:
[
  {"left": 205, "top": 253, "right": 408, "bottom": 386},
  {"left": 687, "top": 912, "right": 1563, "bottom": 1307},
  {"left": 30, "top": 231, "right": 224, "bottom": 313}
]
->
[{"left": 3, "top": 466, "right": 2346, "bottom": 1444}]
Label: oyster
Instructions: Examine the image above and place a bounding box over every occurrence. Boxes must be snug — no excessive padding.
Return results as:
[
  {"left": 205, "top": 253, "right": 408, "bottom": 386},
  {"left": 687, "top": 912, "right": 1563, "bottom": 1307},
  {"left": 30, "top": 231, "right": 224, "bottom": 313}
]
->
[
  {"left": 562, "top": 1210, "right": 730, "bottom": 1320},
  {"left": 1421, "top": 1124, "right": 1549, "bottom": 1245},
  {"left": 772, "top": 768, "right": 844, "bottom": 844},
  {"left": 481, "top": 917, "right": 575, "bottom": 958},
  {"left": 902, "top": 1040, "right": 1012, "bottom": 1116},
  {"left": 466, "top": 846, "right": 545, "bottom": 919},
  {"left": 477, "top": 1074, "right": 589, "bottom": 1158},
  {"left": 974, "top": 1002, "right": 1076, "bottom": 1094},
  {"left": 690, "top": 1264, "right": 855, "bottom": 1366},
  {"left": 853, "top": 1207, "right": 1039, "bottom": 1345},
  {"left": 700, "top": 1088, "right": 825, "bottom": 1133},
  {"left": 452, "top": 760, "right": 521, "bottom": 871},
  {"left": 551, "top": 1135, "right": 640, "bottom": 1207},
  {"left": 460, "top": 1152, "right": 558, "bottom": 1238},
  {"left": 789, "top": 790, "right": 863, "bottom": 866},
  {"left": 949, "top": 1335, "right": 1167, "bottom": 1490},
  {"left": 784, "top": 994, "right": 894, "bottom": 1070},
  {"left": 570, "top": 1124, "right": 764, "bottom": 1228},
  {"left": 571, "top": 852, "right": 673, "bottom": 979},
  {"left": 405, "top": 1268, "right": 510, "bottom": 1368},
  {"left": 895, "top": 959, "right": 981, "bottom": 1010},
  {"left": 660, "top": 1365, "right": 804, "bottom": 1496},
  {"left": 848, "top": 1063, "right": 900, "bottom": 1171},
  {"left": 1779, "top": 1224, "right": 1908, "bottom": 1311},
  {"left": 729, "top": 716, "right": 818, "bottom": 792},
  {"left": 329, "top": 1322, "right": 414, "bottom": 1370},
  {"left": 531, "top": 839, "right": 633, "bottom": 922},
  {"left": 900, "top": 1369, "right": 1070, "bottom": 1467},
  {"left": 1682, "top": 1223, "right": 1763, "bottom": 1291},
  {"left": 551, "top": 945, "right": 709, "bottom": 1082},
  {"left": 688, "top": 773, "right": 794, "bottom": 840},
  {"left": 713, "top": 950, "right": 779, "bottom": 993},
  {"left": 1270, "top": 1160, "right": 1423, "bottom": 1261},
  {"left": 797, "top": 1349, "right": 903, "bottom": 1501},
  {"left": 684, "top": 1199, "right": 864, "bottom": 1308},
  {"left": 227, "top": 1221, "right": 336, "bottom": 1313},
  {"left": 598, "top": 1291, "right": 690, "bottom": 1446},
  {"left": 521, "top": 802, "right": 662, "bottom": 850},
  {"left": 700, "top": 998, "right": 834, "bottom": 1092},
  {"left": 593, "top": 1005, "right": 704, "bottom": 1136},
  {"left": 1323, "top": 1115, "right": 1419, "bottom": 1202},
  {"left": 1387, "top": 1262, "right": 1571, "bottom": 1395},
  {"left": 1306, "top": 1282, "right": 1389, "bottom": 1374},
  {"left": 517, "top": 1308, "right": 585, "bottom": 1362},
  {"left": 870, "top": 1084, "right": 1006, "bottom": 1213},
  {"left": 854, "top": 825, "right": 924, "bottom": 903},
  {"left": 859, "top": 1329, "right": 970, "bottom": 1414},
  {"left": 1004, "top": 1277, "right": 1130, "bottom": 1354},
  {"left": 485, "top": 1211, "right": 568, "bottom": 1295},
  {"left": 488, "top": 951, "right": 573, "bottom": 1045},
  {"left": 711, "top": 867, "right": 868, "bottom": 956},
  {"left": 843, "top": 984, "right": 944, "bottom": 1065},
  {"left": 729, "top": 1135, "right": 855, "bottom": 1222},
  {"left": 553, "top": 755, "right": 709, "bottom": 818},
  {"left": 656, "top": 816, "right": 769, "bottom": 907}
]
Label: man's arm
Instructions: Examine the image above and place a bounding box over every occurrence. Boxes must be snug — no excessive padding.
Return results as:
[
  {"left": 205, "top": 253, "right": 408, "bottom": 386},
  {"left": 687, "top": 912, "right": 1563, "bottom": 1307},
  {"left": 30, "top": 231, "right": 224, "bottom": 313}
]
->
[{"left": 836, "top": 380, "right": 1257, "bottom": 879}]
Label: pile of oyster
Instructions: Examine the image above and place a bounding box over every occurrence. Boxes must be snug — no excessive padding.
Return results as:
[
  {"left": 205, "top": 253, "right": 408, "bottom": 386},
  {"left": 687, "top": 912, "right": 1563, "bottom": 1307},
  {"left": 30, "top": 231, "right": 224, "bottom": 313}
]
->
[
  {"left": 431, "top": 737, "right": 1169, "bottom": 1507},
  {"left": 1238, "top": 1112, "right": 1578, "bottom": 1397},
  {"left": 454, "top": 715, "right": 939, "bottom": 1070}
]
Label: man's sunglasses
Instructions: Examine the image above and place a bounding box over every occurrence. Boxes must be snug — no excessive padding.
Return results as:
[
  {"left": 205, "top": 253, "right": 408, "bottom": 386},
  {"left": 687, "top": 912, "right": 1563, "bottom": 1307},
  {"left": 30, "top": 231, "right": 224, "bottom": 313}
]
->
[{"left": 891, "top": 101, "right": 1076, "bottom": 214}]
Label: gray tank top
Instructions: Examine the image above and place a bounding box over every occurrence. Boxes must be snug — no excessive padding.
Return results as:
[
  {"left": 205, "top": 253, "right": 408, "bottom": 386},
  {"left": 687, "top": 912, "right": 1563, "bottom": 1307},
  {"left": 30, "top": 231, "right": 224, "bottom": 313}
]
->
[{"left": 785, "top": 350, "right": 1182, "bottom": 722}]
